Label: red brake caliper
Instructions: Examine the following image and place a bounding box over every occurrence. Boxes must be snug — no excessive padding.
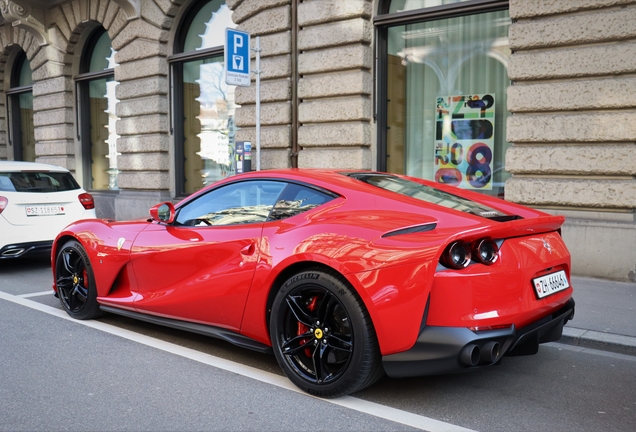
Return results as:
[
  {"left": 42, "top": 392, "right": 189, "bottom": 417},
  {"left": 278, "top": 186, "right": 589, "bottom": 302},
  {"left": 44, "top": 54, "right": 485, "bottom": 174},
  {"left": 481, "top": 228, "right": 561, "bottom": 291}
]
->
[{"left": 298, "top": 296, "right": 318, "bottom": 357}]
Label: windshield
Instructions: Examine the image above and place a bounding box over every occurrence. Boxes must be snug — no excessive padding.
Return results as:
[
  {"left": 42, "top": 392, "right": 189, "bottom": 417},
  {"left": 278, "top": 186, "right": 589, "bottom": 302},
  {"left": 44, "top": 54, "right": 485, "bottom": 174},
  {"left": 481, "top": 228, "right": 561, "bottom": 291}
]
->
[
  {"left": 0, "top": 171, "right": 80, "bottom": 193},
  {"left": 344, "top": 173, "right": 514, "bottom": 220}
]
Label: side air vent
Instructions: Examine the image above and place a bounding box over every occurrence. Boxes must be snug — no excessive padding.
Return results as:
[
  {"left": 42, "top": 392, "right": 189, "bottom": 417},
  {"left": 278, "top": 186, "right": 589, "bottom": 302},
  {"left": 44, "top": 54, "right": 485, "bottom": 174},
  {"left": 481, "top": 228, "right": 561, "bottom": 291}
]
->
[{"left": 382, "top": 223, "right": 437, "bottom": 238}]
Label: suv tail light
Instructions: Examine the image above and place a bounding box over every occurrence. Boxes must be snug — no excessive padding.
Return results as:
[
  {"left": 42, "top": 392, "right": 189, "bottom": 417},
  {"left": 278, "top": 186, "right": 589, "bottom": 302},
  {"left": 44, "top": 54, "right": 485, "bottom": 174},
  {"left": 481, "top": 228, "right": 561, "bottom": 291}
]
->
[
  {"left": 78, "top": 193, "right": 95, "bottom": 210},
  {"left": 0, "top": 196, "right": 7, "bottom": 214}
]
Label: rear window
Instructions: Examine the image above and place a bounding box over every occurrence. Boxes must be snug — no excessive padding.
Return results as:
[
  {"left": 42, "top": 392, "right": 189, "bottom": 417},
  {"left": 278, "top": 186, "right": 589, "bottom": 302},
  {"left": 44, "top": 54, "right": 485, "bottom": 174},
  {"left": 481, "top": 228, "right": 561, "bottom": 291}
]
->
[
  {"left": 344, "top": 172, "right": 517, "bottom": 221},
  {"left": 0, "top": 171, "right": 80, "bottom": 193}
]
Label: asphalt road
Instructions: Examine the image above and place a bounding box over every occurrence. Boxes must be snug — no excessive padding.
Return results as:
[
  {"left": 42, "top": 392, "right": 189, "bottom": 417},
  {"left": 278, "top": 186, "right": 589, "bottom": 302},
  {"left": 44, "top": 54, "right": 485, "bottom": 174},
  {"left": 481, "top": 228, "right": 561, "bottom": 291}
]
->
[{"left": 1, "top": 255, "right": 635, "bottom": 432}]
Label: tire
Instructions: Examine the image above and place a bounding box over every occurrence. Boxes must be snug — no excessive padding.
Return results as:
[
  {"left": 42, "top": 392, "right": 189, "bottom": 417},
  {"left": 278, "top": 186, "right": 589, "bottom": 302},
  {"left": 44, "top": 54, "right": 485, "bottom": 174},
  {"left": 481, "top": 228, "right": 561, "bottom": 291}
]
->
[
  {"left": 55, "top": 240, "right": 102, "bottom": 320},
  {"left": 270, "top": 269, "right": 383, "bottom": 397}
]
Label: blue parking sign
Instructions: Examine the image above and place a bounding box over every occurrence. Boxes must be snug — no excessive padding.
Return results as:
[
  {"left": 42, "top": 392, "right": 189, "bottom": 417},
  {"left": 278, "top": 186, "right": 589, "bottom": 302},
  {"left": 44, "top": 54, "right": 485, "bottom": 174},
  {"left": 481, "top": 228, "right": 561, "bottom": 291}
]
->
[{"left": 225, "top": 28, "right": 250, "bottom": 87}]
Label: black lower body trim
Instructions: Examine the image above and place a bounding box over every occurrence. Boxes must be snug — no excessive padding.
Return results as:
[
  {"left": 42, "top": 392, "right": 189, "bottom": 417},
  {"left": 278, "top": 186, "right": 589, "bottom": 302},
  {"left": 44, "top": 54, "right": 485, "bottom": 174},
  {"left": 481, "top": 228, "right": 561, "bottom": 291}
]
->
[
  {"left": 99, "top": 305, "right": 273, "bottom": 354},
  {"left": 382, "top": 298, "right": 575, "bottom": 378}
]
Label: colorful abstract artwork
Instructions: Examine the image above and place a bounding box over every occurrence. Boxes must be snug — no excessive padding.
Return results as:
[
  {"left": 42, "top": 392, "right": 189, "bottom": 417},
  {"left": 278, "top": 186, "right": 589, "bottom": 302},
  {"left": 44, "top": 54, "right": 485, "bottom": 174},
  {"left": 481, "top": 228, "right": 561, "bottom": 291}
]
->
[{"left": 434, "top": 94, "right": 495, "bottom": 190}]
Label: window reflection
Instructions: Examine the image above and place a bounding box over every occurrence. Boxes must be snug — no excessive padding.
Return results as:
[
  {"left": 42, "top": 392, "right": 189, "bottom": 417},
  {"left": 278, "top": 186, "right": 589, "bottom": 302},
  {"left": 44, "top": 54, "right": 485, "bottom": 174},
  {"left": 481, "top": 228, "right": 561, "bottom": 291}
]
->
[
  {"left": 183, "top": 57, "right": 238, "bottom": 193},
  {"left": 80, "top": 31, "right": 120, "bottom": 190},
  {"left": 386, "top": 11, "right": 511, "bottom": 198},
  {"left": 389, "top": 0, "right": 471, "bottom": 13},
  {"left": 176, "top": 181, "right": 285, "bottom": 226},
  {"left": 18, "top": 91, "right": 35, "bottom": 162},
  {"left": 184, "top": 1, "right": 235, "bottom": 51},
  {"left": 88, "top": 75, "right": 119, "bottom": 190},
  {"left": 177, "top": 1, "right": 239, "bottom": 195},
  {"left": 9, "top": 55, "right": 35, "bottom": 161}
]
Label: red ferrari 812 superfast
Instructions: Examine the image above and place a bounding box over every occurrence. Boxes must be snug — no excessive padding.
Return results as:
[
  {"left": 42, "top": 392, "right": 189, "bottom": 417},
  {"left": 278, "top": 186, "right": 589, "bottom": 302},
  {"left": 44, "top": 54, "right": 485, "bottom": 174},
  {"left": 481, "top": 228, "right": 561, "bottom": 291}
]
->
[{"left": 52, "top": 170, "right": 575, "bottom": 397}]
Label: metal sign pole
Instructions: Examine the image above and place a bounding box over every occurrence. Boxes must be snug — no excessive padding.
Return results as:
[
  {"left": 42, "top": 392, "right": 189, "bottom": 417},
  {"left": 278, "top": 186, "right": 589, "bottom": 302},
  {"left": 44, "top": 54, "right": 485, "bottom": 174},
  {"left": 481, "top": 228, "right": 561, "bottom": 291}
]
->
[{"left": 252, "top": 36, "right": 261, "bottom": 171}]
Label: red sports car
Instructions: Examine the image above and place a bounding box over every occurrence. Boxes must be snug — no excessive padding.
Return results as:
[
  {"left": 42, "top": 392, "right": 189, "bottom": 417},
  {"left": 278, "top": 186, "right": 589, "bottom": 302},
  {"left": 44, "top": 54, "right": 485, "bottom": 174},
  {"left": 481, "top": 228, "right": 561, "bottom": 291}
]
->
[{"left": 52, "top": 170, "right": 574, "bottom": 397}]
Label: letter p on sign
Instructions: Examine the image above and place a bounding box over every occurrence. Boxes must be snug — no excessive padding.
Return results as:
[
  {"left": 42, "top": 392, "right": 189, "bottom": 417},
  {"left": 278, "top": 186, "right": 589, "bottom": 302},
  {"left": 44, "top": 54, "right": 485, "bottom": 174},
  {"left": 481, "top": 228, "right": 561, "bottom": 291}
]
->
[{"left": 233, "top": 34, "right": 243, "bottom": 53}]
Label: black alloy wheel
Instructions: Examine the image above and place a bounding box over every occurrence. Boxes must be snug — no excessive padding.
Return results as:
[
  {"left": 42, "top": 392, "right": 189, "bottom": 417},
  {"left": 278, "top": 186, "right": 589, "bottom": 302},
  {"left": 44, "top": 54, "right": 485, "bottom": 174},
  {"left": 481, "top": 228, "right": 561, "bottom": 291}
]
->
[
  {"left": 55, "top": 240, "right": 102, "bottom": 320},
  {"left": 270, "top": 269, "right": 383, "bottom": 397}
]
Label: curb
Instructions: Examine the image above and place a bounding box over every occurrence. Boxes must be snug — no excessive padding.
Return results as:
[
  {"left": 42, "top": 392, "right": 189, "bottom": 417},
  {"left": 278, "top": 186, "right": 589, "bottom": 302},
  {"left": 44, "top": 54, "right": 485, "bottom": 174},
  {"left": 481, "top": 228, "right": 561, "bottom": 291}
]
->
[{"left": 560, "top": 327, "right": 636, "bottom": 356}]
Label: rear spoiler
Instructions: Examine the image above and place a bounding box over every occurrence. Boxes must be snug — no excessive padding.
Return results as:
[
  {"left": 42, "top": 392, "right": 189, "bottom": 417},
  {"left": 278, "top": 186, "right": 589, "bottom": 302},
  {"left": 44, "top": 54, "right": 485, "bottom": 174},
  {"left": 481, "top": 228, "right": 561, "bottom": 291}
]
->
[
  {"left": 379, "top": 214, "right": 564, "bottom": 243},
  {"left": 446, "top": 214, "right": 566, "bottom": 244}
]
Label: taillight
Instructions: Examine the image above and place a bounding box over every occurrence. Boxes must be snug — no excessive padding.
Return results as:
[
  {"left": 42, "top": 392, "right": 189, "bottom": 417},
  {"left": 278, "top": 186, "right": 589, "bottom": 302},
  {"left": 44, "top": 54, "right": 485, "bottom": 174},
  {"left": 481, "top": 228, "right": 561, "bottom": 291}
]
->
[
  {"left": 0, "top": 196, "right": 7, "bottom": 214},
  {"left": 440, "top": 241, "right": 471, "bottom": 269},
  {"left": 472, "top": 238, "right": 499, "bottom": 265},
  {"left": 78, "top": 193, "right": 95, "bottom": 210},
  {"left": 469, "top": 324, "right": 513, "bottom": 332}
]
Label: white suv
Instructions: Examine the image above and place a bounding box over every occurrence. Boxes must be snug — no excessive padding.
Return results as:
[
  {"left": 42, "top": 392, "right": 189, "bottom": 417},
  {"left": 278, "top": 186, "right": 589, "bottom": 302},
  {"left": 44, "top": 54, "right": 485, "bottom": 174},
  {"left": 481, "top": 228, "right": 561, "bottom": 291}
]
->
[{"left": 0, "top": 161, "right": 96, "bottom": 259}]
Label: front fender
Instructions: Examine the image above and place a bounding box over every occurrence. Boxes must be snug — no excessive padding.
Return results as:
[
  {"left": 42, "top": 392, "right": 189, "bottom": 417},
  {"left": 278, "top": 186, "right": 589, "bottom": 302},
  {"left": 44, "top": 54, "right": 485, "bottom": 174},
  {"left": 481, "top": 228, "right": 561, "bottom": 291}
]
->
[{"left": 52, "top": 220, "right": 147, "bottom": 298}]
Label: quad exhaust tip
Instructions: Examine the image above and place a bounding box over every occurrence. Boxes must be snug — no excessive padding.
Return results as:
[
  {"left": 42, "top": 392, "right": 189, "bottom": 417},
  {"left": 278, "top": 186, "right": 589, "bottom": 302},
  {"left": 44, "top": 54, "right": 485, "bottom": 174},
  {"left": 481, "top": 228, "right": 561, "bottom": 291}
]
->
[
  {"left": 459, "top": 344, "right": 480, "bottom": 367},
  {"left": 459, "top": 341, "right": 501, "bottom": 367},
  {"left": 480, "top": 341, "right": 501, "bottom": 364}
]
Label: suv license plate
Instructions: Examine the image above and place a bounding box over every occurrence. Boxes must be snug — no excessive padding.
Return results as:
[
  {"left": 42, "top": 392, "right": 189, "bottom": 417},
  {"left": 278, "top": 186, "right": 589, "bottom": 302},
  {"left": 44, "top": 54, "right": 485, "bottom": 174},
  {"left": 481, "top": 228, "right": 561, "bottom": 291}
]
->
[
  {"left": 25, "top": 205, "right": 65, "bottom": 216},
  {"left": 533, "top": 270, "right": 570, "bottom": 299}
]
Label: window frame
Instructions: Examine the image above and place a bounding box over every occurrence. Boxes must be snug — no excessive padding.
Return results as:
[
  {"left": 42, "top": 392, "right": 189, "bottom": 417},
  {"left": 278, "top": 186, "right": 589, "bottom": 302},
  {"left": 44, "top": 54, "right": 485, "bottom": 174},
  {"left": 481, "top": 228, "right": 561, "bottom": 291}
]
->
[
  {"left": 168, "top": 0, "right": 230, "bottom": 198},
  {"left": 75, "top": 26, "right": 116, "bottom": 190},
  {"left": 373, "top": 0, "right": 509, "bottom": 172},
  {"left": 6, "top": 51, "right": 34, "bottom": 161}
]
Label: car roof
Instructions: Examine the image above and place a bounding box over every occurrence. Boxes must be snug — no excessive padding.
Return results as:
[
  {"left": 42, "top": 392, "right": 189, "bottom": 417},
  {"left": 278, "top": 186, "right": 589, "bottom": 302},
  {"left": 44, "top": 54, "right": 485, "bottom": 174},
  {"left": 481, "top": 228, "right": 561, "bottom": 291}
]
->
[
  {"left": 225, "top": 169, "right": 378, "bottom": 194},
  {"left": 0, "top": 161, "right": 70, "bottom": 173},
  {"left": 236, "top": 168, "right": 373, "bottom": 184}
]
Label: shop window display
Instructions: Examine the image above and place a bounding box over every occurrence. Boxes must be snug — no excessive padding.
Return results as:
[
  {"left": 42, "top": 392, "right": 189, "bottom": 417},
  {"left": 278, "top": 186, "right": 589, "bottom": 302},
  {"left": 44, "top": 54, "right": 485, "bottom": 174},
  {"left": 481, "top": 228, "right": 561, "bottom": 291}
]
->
[{"left": 383, "top": 2, "right": 511, "bottom": 197}]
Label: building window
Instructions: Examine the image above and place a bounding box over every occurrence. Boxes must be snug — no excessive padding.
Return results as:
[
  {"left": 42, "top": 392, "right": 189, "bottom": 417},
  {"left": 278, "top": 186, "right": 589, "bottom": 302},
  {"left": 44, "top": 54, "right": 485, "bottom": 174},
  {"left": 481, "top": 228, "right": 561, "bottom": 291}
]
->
[
  {"left": 76, "top": 28, "right": 120, "bottom": 190},
  {"left": 170, "top": 0, "right": 238, "bottom": 196},
  {"left": 377, "top": 0, "right": 510, "bottom": 198},
  {"left": 7, "top": 52, "right": 35, "bottom": 161}
]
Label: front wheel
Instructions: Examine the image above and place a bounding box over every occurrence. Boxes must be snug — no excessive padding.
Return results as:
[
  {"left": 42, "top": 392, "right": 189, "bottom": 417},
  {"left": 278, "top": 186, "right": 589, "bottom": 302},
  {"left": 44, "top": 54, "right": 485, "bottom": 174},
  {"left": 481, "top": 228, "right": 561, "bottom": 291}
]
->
[
  {"left": 55, "top": 240, "right": 102, "bottom": 320},
  {"left": 270, "top": 269, "right": 383, "bottom": 397}
]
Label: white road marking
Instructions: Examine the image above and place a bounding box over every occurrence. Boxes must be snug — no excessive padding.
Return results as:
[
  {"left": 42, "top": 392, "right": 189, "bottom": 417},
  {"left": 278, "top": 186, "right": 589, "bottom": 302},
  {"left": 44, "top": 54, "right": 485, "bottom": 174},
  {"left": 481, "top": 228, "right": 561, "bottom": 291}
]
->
[
  {"left": 17, "top": 290, "right": 54, "bottom": 298},
  {"left": 0, "top": 290, "right": 476, "bottom": 432},
  {"left": 546, "top": 342, "right": 636, "bottom": 362}
]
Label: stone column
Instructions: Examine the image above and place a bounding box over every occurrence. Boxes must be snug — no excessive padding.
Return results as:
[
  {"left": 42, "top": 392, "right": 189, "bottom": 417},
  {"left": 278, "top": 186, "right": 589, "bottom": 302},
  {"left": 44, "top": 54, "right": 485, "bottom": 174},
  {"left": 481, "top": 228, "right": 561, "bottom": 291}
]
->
[
  {"left": 29, "top": 7, "right": 74, "bottom": 171},
  {"left": 229, "top": 0, "right": 293, "bottom": 169},
  {"left": 297, "top": 0, "right": 373, "bottom": 169},
  {"left": 506, "top": 0, "right": 636, "bottom": 281},
  {"left": 112, "top": 1, "right": 173, "bottom": 219}
]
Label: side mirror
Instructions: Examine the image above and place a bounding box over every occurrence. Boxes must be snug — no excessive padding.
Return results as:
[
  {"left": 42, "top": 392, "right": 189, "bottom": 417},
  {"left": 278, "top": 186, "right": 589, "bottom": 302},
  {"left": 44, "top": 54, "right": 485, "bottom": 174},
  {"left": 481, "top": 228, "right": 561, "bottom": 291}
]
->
[{"left": 149, "top": 202, "right": 175, "bottom": 224}]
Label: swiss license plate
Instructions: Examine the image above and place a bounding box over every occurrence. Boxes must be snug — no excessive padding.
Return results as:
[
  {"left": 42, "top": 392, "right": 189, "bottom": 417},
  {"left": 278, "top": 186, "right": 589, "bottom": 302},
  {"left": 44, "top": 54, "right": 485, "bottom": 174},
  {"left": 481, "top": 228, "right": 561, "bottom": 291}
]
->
[
  {"left": 25, "top": 205, "right": 65, "bottom": 217},
  {"left": 533, "top": 270, "right": 570, "bottom": 299}
]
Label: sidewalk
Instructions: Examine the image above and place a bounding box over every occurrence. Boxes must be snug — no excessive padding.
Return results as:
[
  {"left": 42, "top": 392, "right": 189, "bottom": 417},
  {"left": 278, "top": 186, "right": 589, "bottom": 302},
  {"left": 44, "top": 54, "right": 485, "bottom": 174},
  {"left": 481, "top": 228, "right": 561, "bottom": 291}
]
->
[{"left": 561, "top": 276, "right": 636, "bottom": 356}]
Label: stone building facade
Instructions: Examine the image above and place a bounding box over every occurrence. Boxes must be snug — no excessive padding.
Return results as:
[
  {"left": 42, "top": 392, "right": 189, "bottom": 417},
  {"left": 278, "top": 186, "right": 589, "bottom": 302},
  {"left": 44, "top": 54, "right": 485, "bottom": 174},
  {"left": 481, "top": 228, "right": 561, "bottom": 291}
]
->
[{"left": 0, "top": 0, "right": 635, "bottom": 282}]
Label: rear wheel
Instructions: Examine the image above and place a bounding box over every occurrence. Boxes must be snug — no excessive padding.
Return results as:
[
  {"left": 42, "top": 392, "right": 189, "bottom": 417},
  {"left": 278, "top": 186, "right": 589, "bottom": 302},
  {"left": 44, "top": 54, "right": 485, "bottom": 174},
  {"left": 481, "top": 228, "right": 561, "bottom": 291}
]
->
[
  {"left": 55, "top": 240, "right": 102, "bottom": 320},
  {"left": 270, "top": 269, "right": 383, "bottom": 397}
]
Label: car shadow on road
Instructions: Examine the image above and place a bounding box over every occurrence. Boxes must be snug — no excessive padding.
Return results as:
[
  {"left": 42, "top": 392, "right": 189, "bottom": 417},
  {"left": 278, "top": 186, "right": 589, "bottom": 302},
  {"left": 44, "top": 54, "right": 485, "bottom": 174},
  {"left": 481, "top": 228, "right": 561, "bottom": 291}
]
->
[{"left": 0, "top": 252, "right": 51, "bottom": 273}]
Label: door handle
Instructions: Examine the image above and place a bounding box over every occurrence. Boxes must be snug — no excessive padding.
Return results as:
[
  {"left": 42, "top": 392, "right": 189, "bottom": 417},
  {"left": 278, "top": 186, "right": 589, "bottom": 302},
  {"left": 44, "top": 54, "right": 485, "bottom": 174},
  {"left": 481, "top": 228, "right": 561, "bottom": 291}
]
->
[{"left": 240, "top": 243, "right": 255, "bottom": 256}]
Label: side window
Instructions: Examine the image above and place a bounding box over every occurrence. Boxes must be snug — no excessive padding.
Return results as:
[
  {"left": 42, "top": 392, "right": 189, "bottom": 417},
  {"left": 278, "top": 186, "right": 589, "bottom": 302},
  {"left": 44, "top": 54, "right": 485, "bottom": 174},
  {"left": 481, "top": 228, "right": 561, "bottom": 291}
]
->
[
  {"left": 175, "top": 180, "right": 286, "bottom": 227},
  {"left": 269, "top": 184, "right": 336, "bottom": 221}
]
